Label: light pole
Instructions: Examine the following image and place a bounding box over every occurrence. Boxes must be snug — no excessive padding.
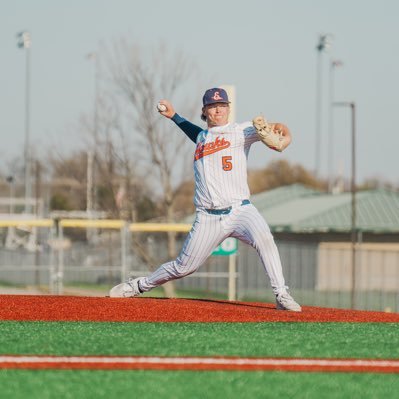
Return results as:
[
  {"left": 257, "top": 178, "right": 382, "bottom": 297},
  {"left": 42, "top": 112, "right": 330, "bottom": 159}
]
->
[
  {"left": 16, "top": 31, "right": 32, "bottom": 214},
  {"left": 6, "top": 176, "right": 15, "bottom": 214},
  {"left": 86, "top": 52, "right": 99, "bottom": 217},
  {"left": 86, "top": 52, "right": 99, "bottom": 142},
  {"left": 333, "top": 101, "right": 357, "bottom": 309},
  {"left": 328, "top": 60, "right": 343, "bottom": 192},
  {"left": 315, "top": 34, "right": 333, "bottom": 178}
]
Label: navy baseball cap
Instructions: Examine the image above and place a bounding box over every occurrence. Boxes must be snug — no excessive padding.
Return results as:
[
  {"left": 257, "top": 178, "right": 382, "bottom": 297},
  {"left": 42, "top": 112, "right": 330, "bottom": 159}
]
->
[{"left": 202, "top": 88, "right": 230, "bottom": 106}]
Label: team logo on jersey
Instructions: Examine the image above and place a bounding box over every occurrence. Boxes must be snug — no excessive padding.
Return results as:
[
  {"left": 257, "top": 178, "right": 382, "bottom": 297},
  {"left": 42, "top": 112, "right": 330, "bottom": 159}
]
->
[
  {"left": 212, "top": 91, "right": 223, "bottom": 101},
  {"left": 194, "top": 136, "right": 230, "bottom": 160}
]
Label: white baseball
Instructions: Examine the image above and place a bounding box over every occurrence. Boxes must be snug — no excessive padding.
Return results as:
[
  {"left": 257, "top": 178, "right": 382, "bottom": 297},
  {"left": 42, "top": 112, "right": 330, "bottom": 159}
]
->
[{"left": 157, "top": 103, "right": 167, "bottom": 112}]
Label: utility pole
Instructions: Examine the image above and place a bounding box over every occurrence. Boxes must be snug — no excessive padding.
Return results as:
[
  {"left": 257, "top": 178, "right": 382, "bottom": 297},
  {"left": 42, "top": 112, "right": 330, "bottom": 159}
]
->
[
  {"left": 16, "top": 31, "right": 32, "bottom": 214},
  {"left": 315, "top": 34, "right": 333, "bottom": 178},
  {"left": 334, "top": 101, "right": 357, "bottom": 308},
  {"left": 328, "top": 60, "right": 343, "bottom": 191}
]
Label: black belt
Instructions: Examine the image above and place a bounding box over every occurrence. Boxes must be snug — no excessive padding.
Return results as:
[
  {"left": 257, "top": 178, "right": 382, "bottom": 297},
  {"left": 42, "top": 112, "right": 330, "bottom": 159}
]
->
[{"left": 205, "top": 199, "right": 250, "bottom": 215}]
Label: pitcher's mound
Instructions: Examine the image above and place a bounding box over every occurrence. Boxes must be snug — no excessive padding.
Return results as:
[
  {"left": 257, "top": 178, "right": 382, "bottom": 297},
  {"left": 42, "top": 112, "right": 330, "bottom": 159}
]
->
[{"left": 0, "top": 295, "right": 398, "bottom": 322}]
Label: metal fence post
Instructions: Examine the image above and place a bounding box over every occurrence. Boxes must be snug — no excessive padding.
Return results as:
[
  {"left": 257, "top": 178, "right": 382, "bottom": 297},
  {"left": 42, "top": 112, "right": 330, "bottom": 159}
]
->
[
  {"left": 121, "top": 222, "right": 128, "bottom": 282},
  {"left": 228, "top": 253, "right": 237, "bottom": 301},
  {"left": 58, "top": 224, "right": 64, "bottom": 295},
  {"left": 48, "top": 224, "right": 56, "bottom": 294}
]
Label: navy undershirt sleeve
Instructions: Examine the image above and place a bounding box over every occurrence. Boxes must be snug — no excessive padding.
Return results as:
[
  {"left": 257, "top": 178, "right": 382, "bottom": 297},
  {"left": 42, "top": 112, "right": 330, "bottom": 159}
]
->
[{"left": 171, "top": 113, "right": 202, "bottom": 143}]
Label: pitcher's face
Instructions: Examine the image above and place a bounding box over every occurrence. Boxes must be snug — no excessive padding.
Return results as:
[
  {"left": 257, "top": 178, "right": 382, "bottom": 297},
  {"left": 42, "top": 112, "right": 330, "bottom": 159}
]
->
[{"left": 203, "top": 103, "right": 230, "bottom": 127}]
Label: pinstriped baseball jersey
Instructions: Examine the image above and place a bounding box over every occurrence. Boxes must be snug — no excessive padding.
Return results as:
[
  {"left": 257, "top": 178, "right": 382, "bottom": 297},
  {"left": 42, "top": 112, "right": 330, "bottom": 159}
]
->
[{"left": 194, "top": 122, "right": 259, "bottom": 209}]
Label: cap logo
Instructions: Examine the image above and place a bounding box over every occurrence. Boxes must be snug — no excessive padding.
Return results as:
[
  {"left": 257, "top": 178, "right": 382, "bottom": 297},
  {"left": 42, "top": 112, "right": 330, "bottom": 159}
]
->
[{"left": 212, "top": 91, "right": 223, "bottom": 101}]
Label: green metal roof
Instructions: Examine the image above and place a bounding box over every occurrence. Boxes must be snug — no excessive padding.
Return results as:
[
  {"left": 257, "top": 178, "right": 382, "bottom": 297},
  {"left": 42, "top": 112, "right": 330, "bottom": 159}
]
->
[
  {"left": 182, "top": 184, "right": 399, "bottom": 234},
  {"left": 250, "top": 183, "right": 320, "bottom": 209},
  {"left": 252, "top": 186, "right": 399, "bottom": 233}
]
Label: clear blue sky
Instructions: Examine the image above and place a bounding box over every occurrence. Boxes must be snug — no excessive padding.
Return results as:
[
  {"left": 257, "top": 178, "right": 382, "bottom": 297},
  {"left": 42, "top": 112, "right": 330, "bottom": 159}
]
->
[{"left": 1, "top": 0, "right": 398, "bottom": 185}]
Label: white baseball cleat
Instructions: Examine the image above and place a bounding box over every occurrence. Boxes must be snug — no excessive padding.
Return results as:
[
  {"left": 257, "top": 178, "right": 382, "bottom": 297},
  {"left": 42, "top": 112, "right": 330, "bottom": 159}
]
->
[
  {"left": 109, "top": 277, "right": 142, "bottom": 298},
  {"left": 275, "top": 291, "right": 302, "bottom": 312}
]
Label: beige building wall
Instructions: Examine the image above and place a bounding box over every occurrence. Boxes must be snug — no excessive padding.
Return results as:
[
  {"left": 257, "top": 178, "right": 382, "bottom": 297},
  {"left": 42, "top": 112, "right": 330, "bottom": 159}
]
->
[{"left": 316, "top": 242, "right": 399, "bottom": 292}]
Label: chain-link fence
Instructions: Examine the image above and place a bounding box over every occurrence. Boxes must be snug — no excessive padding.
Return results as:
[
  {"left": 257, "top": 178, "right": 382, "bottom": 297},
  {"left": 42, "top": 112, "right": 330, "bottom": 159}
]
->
[{"left": 0, "top": 219, "right": 398, "bottom": 312}]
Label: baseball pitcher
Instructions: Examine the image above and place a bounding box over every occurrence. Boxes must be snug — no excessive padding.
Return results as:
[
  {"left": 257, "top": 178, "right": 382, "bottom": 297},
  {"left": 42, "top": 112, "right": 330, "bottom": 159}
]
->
[{"left": 110, "top": 87, "right": 301, "bottom": 312}]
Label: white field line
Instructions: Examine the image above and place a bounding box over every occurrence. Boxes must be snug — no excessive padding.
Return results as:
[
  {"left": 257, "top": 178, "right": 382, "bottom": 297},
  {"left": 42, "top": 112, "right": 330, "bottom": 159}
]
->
[{"left": 1, "top": 355, "right": 399, "bottom": 370}]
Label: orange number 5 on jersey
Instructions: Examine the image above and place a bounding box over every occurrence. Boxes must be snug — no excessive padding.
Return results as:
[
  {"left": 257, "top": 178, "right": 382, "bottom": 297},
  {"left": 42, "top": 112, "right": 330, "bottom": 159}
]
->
[{"left": 222, "top": 156, "right": 233, "bottom": 171}]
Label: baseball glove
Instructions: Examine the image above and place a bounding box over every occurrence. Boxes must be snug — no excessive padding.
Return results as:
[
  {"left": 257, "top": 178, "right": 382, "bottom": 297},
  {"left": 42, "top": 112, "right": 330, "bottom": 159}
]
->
[{"left": 252, "top": 116, "right": 285, "bottom": 152}]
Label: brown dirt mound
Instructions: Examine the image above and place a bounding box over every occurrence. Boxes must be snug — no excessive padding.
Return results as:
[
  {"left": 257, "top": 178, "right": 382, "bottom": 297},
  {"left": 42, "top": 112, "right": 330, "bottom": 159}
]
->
[{"left": 0, "top": 295, "right": 397, "bottom": 322}]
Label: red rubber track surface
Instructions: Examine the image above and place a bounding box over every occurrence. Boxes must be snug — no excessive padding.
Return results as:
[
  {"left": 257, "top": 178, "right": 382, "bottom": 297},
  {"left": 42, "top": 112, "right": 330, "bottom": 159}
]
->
[{"left": 0, "top": 295, "right": 398, "bottom": 322}]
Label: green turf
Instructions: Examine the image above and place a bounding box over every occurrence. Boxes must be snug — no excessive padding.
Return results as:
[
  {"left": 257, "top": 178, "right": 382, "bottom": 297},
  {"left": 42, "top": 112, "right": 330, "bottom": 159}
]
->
[
  {"left": 1, "top": 321, "right": 398, "bottom": 358},
  {"left": 0, "top": 370, "right": 398, "bottom": 399},
  {"left": 1, "top": 321, "right": 398, "bottom": 398}
]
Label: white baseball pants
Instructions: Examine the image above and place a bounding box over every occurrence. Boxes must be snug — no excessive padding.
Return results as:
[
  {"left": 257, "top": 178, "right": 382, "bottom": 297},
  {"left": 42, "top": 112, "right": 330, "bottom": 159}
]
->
[{"left": 139, "top": 204, "right": 288, "bottom": 295}]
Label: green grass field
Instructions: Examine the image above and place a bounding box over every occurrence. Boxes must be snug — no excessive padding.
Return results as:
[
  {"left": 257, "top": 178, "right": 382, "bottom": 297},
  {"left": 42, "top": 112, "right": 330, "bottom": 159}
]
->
[
  {"left": 1, "top": 321, "right": 399, "bottom": 398},
  {"left": 1, "top": 370, "right": 398, "bottom": 399}
]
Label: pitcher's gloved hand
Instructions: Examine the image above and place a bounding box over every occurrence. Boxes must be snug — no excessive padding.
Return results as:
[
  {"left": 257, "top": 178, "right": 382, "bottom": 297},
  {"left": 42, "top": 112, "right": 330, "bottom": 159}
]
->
[{"left": 252, "top": 116, "right": 289, "bottom": 152}]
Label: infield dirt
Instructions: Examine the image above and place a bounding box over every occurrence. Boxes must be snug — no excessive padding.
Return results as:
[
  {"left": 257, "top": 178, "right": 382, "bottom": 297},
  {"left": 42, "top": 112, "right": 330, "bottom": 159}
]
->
[{"left": 0, "top": 295, "right": 398, "bottom": 322}]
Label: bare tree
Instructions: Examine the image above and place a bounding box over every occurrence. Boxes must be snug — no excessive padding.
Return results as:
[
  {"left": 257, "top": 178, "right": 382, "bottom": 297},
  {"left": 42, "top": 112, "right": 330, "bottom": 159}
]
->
[
  {"left": 248, "top": 160, "right": 328, "bottom": 194},
  {"left": 75, "top": 84, "right": 154, "bottom": 221}
]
